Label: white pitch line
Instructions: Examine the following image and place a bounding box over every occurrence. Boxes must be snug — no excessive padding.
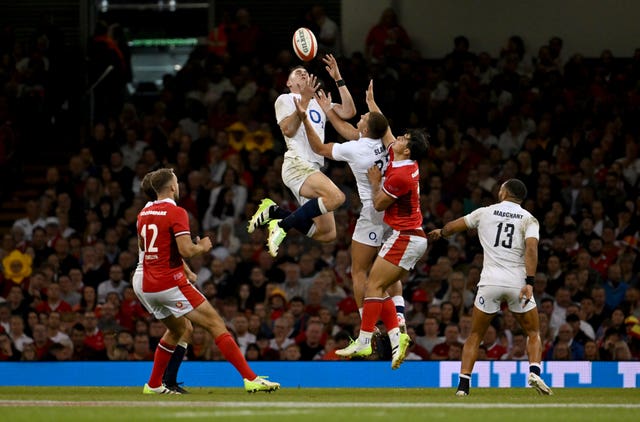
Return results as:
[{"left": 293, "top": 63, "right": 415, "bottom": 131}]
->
[{"left": 0, "top": 400, "right": 639, "bottom": 409}]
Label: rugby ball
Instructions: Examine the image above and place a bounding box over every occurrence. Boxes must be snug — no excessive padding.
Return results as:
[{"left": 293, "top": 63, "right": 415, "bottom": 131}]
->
[{"left": 292, "top": 27, "right": 317, "bottom": 62}]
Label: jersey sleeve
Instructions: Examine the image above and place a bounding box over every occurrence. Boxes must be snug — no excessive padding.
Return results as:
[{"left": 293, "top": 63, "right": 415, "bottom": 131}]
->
[
  {"left": 331, "top": 140, "right": 359, "bottom": 162},
  {"left": 382, "top": 168, "right": 409, "bottom": 199},
  {"left": 170, "top": 206, "right": 191, "bottom": 238},
  {"left": 275, "top": 94, "right": 295, "bottom": 124},
  {"left": 523, "top": 215, "right": 540, "bottom": 240},
  {"left": 463, "top": 207, "right": 484, "bottom": 229}
]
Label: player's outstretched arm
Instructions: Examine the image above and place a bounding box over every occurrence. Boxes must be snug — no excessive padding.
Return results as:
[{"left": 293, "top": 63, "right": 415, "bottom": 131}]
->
[
  {"left": 316, "top": 90, "right": 359, "bottom": 141},
  {"left": 428, "top": 217, "right": 469, "bottom": 241},
  {"left": 323, "top": 54, "right": 356, "bottom": 119},
  {"left": 294, "top": 96, "right": 334, "bottom": 158},
  {"left": 366, "top": 80, "right": 395, "bottom": 147}
]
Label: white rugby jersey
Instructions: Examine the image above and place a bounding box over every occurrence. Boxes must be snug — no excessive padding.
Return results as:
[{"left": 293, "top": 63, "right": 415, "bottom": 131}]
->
[
  {"left": 332, "top": 137, "right": 388, "bottom": 204},
  {"left": 275, "top": 93, "right": 329, "bottom": 166},
  {"left": 464, "top": 200, "right": 539, "bottom": 288}
]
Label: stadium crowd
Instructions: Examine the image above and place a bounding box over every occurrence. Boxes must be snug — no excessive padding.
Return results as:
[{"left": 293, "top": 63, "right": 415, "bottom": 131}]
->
[{"left": 0, "top": 6, "right": 639, "bottom": 365}]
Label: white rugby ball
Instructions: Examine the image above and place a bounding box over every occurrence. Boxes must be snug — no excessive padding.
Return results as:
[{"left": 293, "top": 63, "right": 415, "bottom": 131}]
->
[{"left": 292, "top": 27, "right": 317, "bottom": 62}]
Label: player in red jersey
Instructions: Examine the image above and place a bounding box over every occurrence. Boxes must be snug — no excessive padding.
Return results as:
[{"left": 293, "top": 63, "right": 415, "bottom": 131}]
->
[
  {"left": 336, "top": 129, "right": 429, "bottom": 369},
  {"left": 137, "top": 171, "right": 194, "bottom": 393},
  {"left": 135, "top": 168, "right": 280, "bottom": 394}
]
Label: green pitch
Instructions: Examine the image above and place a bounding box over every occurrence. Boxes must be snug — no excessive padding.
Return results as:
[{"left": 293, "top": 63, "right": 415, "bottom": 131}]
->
[{"left": 0, "top": 387, "right": 638, "bottom": 421}]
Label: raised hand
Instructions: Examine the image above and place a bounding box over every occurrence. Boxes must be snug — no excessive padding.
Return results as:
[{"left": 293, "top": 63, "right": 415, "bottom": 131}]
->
[
  {"left": 366, "top": 80, "right": 375, "bottom": 106},
  {"left": 297, "top": 73, "right": 320, "bottom": 102},
  {"left": 322, "top": 54, "right": 342, "bottom": 81},
  {"left": 293, "top": 96, "right": 307, "bottom": 120},
  {"left": 315, "top": 89, "right": 333, "bottom": 112}
]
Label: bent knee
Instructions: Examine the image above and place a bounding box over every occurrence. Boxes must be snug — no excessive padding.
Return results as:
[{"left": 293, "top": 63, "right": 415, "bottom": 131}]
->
[{"left": 323, "top": 189, "right": 345, "bottom": 211}]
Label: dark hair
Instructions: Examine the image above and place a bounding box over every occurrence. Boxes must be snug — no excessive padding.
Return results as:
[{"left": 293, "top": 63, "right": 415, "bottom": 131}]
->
[
  {"left": 367, "top": 112, "right": 389, "bottom": 140},
  {"left": 141, "top": 171, "right": 157, "bottom": 200},
  {"left": 149, "top": 168, "right": 174, "bottom": 195},
  {"left": 503, "top": 179, "right": 527, "bottom": 202},
  {"left": 406, "top": 129, "right": 429, "bottom": 161}
]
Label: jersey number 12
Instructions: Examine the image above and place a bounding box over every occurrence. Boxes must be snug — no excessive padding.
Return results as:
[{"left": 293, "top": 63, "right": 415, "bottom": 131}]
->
[
  {"left": 140, "top": 224, "right": 159, "bottom": 252},
  {"left": 494, "top": 222, "right": 514, "bottom": 248}
]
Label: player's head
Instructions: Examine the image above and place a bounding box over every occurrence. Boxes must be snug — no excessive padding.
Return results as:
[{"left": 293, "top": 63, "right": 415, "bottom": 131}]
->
[
  {"left": 360, "top": 111, "right": 388, "bottom": 140},
  {"left": 140, "top": 171, "right": 157, "bottom": 201},
  {"left": 501, "top": 179, "right": 527, "bottom": 203},
  {"left": 286, "top": 66, "right": 308, "bottom": 93},
  {"left": 394, "top": 129, "right": 429, "bottom": 161},
  {"left": 150, "top": 168, "right": 178, "bottom": 201}
]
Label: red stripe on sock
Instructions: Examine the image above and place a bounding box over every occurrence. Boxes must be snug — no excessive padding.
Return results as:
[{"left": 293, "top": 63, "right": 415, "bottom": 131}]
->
[
  {"left": 148, "top": 339, "right": 175, "bottom": 388},
  {"left": 215, "top": 332, "right": 256, "bottom": 380}
]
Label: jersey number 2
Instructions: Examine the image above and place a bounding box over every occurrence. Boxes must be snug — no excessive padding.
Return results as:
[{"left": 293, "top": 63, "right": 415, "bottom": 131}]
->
[
  {"left": 494, "top": 222, "right": 514, "bottom": 248},
  {"left": 141, "top": 224, "right": 159, "bottom": 252}
]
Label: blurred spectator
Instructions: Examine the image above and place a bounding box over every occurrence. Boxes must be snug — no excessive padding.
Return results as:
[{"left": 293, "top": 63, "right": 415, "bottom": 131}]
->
[
  {"left": 96, "top": 264, "right": 129, "bottom": 304},
  {"left": 365, "top": 8, "right": 411, "bottom": 63}
]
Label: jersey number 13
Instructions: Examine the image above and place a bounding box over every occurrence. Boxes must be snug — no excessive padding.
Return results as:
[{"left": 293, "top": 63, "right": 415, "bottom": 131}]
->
[{"left": 494, "top": 222, "right": 514, "bottom": 248}]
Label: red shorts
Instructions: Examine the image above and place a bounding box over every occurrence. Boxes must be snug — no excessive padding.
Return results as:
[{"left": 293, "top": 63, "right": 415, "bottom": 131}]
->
[{"left": 378, "top": 229, "right": 428, "bottom": 270}]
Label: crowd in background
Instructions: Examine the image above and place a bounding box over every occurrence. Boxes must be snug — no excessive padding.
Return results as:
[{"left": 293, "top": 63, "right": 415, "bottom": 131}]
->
[{"left": 1, "top": 6, "right": 639, "bottom": 364}]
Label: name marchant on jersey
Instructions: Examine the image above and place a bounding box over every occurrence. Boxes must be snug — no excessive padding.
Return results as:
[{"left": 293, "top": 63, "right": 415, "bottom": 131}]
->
[
  {"left": 493, "top": 210, "right": 523, "bottom": 219},
  {"left": 140, "top": 210, "right": 167, "bottom": 216}
]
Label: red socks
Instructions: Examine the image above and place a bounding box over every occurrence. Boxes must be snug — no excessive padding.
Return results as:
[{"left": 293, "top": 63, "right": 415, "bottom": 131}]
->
[
  {"left": 362, "top": 297, "right": 398, "bottom": 332},
  {"left": 148, "top": 339, "right": 175, "bottom": 388},
  {"left": 216, "top": 332, "right": 256, "bottom": 380}
]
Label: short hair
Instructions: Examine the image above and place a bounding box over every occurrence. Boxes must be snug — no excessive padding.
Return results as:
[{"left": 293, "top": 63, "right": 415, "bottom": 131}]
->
[
  {"left": 406, "top": 129, "right": 429, "bottom": 161},
  {"left": 503, "top": 179, "right": 527, "bottom": 202},
  {"left": 367, "top": 112, "right": 389, "bottom": 140},
  {"left": 149, "top": 168, "right": 174, "bottom": 195},
  {"left": 140, "top": 171, "right": 157, "bottom": 200}
]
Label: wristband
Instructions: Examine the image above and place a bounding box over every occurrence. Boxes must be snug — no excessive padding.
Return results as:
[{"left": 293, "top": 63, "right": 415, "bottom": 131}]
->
[
  {"left": 336, "top": 79, "right": 346, "bottom": 87},
  {"left": 525, "top": 276, "right": 534, "bottom": 286}
]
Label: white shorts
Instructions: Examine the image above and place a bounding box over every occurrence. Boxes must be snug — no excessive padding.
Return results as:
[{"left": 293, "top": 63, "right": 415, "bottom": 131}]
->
[
  {"left": 282, "top": 156, "right": 321, "bottom": 205},
  {"left": 378, "top": 229, "right": 428, "bottom": 271},
  {"left": 352, "top": 205, "right": 387, "bottom": 247},
  {"left": 132, "top": 270, "right": 206, "bottom": 320},
  {"left": 474, "top": 284, "right": 537, "bottom": 314}
]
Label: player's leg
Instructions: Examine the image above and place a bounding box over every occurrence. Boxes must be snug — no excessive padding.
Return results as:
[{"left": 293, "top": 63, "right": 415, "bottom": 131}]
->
[
  {"left": 163, "top": 318, "right": 193, "bottom": 393},
  {"left": 386, "top": 280, "right": 406, "bottom": 332},
  {"left": 185, "top": 300, "right": 280, "bottom": 392},
  {"left": 144, "top": 314, "right": 187, "bottom": 394},
  {"left": 267, "top": 171, "right": 345, "bottom": 255},
  {"left": 513, "top": 305, "right": 553, "bottom": 395},
  {"left": 351, "top": 239, "right": 378, "bottom": 310},
  {"left": 456, "top": 305, "right": 494, "bottom": 396}
]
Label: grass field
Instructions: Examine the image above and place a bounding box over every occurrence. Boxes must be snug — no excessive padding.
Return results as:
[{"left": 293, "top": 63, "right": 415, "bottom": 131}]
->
[{"left": 0, "top": 387, "right": 638, "bottom": 421}]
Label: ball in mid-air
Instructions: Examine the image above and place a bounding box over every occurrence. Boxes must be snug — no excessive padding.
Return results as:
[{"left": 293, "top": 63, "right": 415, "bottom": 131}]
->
[{"left": 292, "top": 27, "right": 317, "bottom": 62}]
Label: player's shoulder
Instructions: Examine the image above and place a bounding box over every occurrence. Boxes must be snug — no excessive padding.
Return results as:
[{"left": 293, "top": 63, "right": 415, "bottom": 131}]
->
[{"left": 275, "top": 92, "right": 294, "bottom": 104}]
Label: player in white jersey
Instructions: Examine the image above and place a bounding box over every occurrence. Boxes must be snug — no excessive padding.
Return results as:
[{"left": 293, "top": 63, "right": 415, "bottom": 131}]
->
[
  {"left": 429, "top": 179, "right": 552, "bottom": 396},
  {"left": 247, "top": 54, "right": 356, "bottom": 257},
  {"left": 295, "top": 80, "right": 409, "bottom": 331},
  {"left": 133, "top": 171, "right": 196, "bottom": 393}
]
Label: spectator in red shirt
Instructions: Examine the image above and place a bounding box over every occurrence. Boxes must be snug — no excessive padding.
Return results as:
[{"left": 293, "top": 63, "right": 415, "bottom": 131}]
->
[
  {"left": 31, "top": 323, "right": 53, "bottom": 360},
  {"left": 365, "top": 8, "right": 411, "bottom": 62},
  {"left": 483, "top": 325, "right": 507, "bottom": 360},
  {"left": 431, "top": 323, "right": 462, "bottom": 360},
  {"left": 35, "top": 283, "right": 72, "bottom": 314}
]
